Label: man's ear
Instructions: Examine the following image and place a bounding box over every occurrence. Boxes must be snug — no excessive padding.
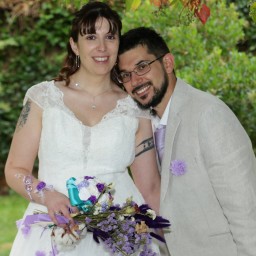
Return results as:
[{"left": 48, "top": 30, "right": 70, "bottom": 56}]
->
[
  {"left": 162, "top": 53, "right": 175, "bottom": 74},
  {"left": 69, "top": 37, "right": 79, "bottom": 55}
]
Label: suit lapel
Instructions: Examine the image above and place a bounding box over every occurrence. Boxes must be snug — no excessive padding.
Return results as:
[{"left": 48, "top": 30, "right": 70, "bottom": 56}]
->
[
  {"left": 160, "top": 78, "right": 190, "bottom": 202},
  {"left": 161, "top": 113, "right": 181, "bottom": 201}
]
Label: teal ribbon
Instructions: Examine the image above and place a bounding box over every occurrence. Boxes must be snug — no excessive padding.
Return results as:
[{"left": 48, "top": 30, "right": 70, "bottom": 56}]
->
[{"left": 66, "top": 177, "right": 93, "bottom": 212}]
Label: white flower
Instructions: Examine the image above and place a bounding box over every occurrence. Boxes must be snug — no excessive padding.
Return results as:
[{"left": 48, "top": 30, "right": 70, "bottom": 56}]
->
[
  {"left": 78, "top": 186, "right": 96, "bottom": 200},
  {"left": 52, "top": 228, "right": 76, "bottom": 251},
  {"left": 93, "top": 204, "right": 102, "bottom": 215},
  {"left": 88, "top": 185, "right": 100, "bottom": 197},
  {"left": 78, "top": 223, "right": 87, "bottom": 237},
  {"left": 146, "top": 209, "right": 156, "bottom": 220},
  {"left": 118, "top": 215, "right": 125, "bottom": 221},
  {"left": 52, "top": 224, "right": 87, "bottom": 251}
]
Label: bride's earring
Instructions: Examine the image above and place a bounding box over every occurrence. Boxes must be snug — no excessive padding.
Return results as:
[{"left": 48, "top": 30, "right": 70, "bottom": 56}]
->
[{"left": 75, "top": 55, "right": 80, "bottom": 69}]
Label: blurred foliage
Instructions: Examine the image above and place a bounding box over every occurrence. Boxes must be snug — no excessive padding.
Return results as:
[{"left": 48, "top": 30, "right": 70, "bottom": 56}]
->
[
  {"left": 226, "top": 0, "right": 256, "bottom": 54},
  {"left": 0, "top": 191, "right": 28, "bottom": 255},
  {"left": 0, "top": 0, "right": 255, "bottom": 178},
  {"left": 0, "top": 1, "right": 75, "bottom": 175},
  {"left": 250, "top": 1, "right": 256, "bottom": 22}
]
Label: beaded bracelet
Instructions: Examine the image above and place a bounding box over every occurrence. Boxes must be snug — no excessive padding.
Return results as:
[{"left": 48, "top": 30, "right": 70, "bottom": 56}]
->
[
  {"left": 15, "top": 174, "right": 54, "bottom": 203},
  {"left": 23, "top": 175, "right": 34, "bottom": 201},
  {"left": 15, "top": 173, "right": 34, "bottom": 201}
]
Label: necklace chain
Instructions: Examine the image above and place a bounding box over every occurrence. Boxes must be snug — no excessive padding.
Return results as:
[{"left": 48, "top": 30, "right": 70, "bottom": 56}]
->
[{"left": 74, "top": 83, "right": 112, "bottom": 110}]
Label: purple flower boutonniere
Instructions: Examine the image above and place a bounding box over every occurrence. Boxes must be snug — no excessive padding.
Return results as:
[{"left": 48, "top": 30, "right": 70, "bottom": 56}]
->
[{"left": 170, "top": 160, "right": 187, "bottom": 176}]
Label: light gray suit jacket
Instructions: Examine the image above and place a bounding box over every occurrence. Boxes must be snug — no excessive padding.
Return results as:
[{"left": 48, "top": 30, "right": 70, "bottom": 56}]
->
[{"left": 160, "top": 78, "right": 256, "bottom": 256}]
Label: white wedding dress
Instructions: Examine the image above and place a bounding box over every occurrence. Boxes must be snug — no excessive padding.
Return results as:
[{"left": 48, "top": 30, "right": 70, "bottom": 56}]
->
[{"left": 10, "top": 81, "right": 160, "bottom": 256}]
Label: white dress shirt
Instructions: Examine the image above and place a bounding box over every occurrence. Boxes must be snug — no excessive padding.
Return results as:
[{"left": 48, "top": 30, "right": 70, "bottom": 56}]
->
[{"left": 152, "top": 97, "right": 172, "bottom": 131}]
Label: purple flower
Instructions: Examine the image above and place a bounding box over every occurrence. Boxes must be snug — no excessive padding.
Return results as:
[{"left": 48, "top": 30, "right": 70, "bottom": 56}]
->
[
  {"left": 84, "top": 176, "right": 94, "bottom": 180},
  {"left": 140, "top": 246, "right": 157, "bottom": 256},
  {"left": 170, "top": 160, "right": 187, "bottom": 176},
  {"left": 101, "top": 202, "right": 108, "bottom": 212},
  {"left": 88, "top": 195, "right": 97, "bottom": 204},
  {"left": 77, "top": 179, "right": 89, "bottom": 190},
  {"left": 35, "top": 251, "right": 46, "bottom": 256},
  {"left": 96, "top": 183, "right": 105, "bottom": 193},
  {"left": 36, "top": 181, "right": 46, "bottom": 191},
  {"left": 85, "top": 217, "right": 92, "bottom": 224},
  {"left": 21, "top": 225, "right": 31, "bottom": 237}
]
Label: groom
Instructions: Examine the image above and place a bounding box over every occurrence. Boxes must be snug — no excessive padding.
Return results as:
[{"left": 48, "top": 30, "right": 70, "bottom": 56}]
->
[{"left": 117, "top": 27, "right": 256, "bottom": 256}]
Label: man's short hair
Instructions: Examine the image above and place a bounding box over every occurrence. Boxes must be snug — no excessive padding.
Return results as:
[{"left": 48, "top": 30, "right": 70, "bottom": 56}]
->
[{"left": 119, "top": 27, "right": 170, "bottom": 57}]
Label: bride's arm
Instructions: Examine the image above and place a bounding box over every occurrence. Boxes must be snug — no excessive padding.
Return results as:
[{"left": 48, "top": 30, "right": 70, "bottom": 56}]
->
[
  {"left": 5, "top": 99, "right": 42, "bottom": 199},
  {"left": 4, "top": 99, "right": 74, "bottom": 225},
  {"left": 130, "top": 117, "right": 161, "bottom": 213}
]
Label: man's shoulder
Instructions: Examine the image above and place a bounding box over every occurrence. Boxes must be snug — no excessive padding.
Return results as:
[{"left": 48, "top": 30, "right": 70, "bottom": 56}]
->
[
  {"left": 171, "top": 78, "right": 234, "bottom": 120},
  {"left": 176, "top": 78, "right": 223, "bottom": 106}
]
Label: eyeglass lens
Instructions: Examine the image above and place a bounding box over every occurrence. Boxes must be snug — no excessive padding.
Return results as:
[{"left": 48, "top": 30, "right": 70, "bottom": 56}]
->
[{"left": 118, "top": 54, "right": 165, "bottom": 83}]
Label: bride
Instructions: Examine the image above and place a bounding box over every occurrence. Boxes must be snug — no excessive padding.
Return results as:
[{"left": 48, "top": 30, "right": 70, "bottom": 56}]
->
[{"left": 5, "top": 2, "right": 167, "bottom": 255}]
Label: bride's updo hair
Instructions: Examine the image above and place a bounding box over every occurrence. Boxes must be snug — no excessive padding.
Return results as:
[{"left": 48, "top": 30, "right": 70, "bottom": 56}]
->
[{"left": 55, "top": 1, "right": 122, "bottom": 86}]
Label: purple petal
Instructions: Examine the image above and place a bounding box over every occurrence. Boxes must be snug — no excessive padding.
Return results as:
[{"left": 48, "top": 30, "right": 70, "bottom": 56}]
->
[
  {"left": 138, "top": 204, "right": 150, "bottom": 213},
  {"left": 36, "top": 181, "right": 46, "bottom": 191},
  {"left": 170, "top": 160, "right": 187, "bottom": 176},
  {"left": 35, "top": 251, "right": 46, "bottom": 256},
  {"left": 88, "top": 195, "right": 97, "bottom": 204},
  {"left": 84, "top": 176, "right": 94, "bottom": 180},
  {"left": 150, "top": 232, "right": 166, "bottom": 243},
  {"left": 92, "top": 228, "right": 110, "bottom": 243},
  {"left": 21, "top": 225, "right": 31, "bottom": 237},
  {"left": 96, "top": 183, "right": 105, "bottom": 193}
]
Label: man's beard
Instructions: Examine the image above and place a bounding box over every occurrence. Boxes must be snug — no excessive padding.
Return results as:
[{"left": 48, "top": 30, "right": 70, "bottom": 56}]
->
[{"left": 135, "top": 72, "right": 169, "bottom": 110}]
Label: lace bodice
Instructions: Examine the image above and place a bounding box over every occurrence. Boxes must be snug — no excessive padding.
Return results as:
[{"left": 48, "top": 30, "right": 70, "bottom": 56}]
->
[{"left": 24, "top": 81, "right": 150, "bottom": 198}]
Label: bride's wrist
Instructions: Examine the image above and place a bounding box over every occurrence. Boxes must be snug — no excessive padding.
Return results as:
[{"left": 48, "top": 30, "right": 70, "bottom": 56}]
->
[
  {"left": 34, "top": 181, "right": 54, "bottom": 204},
  {"left": 15, "top": 173, "right": 54, "bottom": 203}
]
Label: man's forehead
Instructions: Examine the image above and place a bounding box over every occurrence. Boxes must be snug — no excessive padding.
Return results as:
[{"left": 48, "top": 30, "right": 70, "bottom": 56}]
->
[
  {"left": 119, "top": 46, "right": 153, "bottom": 67},
  {"left": 120, "top": 45, "right": 148, "bottom": 57}
]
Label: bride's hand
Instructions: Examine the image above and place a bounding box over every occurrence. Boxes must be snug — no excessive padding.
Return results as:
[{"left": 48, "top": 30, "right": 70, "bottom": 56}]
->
[{"left": 43, "top": 190, "right": 78, "bottom": 226}]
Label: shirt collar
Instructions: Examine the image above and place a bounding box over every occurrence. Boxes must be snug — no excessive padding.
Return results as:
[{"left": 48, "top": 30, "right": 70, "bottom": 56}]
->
[{"left": 152, "top": 97, "right": 172, "bottom": 130}]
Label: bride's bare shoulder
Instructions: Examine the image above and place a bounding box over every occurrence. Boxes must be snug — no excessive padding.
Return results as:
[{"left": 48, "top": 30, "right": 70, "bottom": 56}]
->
[{"left": 112, "top": 84, "right": 127, "bottom": 99}]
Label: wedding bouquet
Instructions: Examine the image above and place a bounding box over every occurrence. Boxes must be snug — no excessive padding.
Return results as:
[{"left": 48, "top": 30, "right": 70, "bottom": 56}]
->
[{"left": 23, "top": 176, "right": 170, "bottom": 256}]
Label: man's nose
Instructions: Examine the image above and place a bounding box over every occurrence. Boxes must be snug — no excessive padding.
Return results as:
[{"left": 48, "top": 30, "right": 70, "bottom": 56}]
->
[{"left": 130, "top": 71, "right": 143, "bottom": 87}]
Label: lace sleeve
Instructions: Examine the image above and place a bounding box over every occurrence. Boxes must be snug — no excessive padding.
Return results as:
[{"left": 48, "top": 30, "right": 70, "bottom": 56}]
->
[
  {"left": 23, "top": 81, "right": 51, "bottom": 109},
  {"left": 121, "top": 96, "right": 151, "bottom": 119}
]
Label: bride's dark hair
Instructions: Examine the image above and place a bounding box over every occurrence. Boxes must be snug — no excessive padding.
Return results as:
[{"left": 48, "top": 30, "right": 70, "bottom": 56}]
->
[{"left": 54, "top": 1, "right": 122, "bottom": 86}]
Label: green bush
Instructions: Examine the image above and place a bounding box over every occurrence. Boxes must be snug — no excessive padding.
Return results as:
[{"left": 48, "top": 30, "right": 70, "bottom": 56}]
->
[
  {"left": 0, "top": 2, "right": 74, "bottom": 175},
  {"left": 226, "top": 0, "right": 256, "bottom": 54},
  {"left": 0, "top": 191, "right": 28, "bottom": 256}
]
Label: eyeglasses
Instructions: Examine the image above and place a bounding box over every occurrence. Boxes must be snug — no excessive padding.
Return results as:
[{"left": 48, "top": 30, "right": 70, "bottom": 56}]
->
[{"left": 117, "top": 54, "right": 165, "bottom": 83}]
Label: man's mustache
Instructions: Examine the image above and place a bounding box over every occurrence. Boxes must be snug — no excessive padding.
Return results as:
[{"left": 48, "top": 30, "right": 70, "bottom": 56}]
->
[{"left": 132, "top": 82, "right": 151, "bottom": 94}]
